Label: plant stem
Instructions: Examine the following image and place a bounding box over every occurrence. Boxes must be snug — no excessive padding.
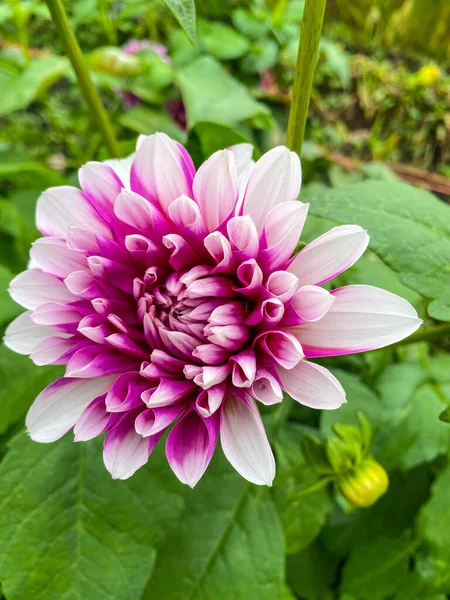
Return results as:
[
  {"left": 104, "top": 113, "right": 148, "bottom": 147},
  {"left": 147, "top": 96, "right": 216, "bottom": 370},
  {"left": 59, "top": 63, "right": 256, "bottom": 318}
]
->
[
  {"left": 286, "top": 0, "right": 327, "bottom": 155},
  {"left": 98, "top": 0, "right": 117, "bottom": 45},
  {"left": 45, "top": 0, "right": 121, "bottom": 158},
  {"left": 290, "top": 476, "right": 334, "bottom": 502},
  {"left": 8, "top": 0, "right": 30, "bottom": 63},
  {"left": 394, "top": 323, "right": 450, "bottom": 347}
]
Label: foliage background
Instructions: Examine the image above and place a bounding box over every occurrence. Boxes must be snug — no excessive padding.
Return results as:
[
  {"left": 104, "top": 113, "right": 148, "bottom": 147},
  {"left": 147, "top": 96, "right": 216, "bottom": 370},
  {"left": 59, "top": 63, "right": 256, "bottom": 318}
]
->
[{"left": 0, "top": 1, "right": 450, "bottom": 599}]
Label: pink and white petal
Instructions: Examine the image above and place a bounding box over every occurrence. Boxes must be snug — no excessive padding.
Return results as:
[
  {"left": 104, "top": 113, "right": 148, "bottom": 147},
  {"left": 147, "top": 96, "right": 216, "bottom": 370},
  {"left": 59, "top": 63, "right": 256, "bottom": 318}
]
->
[
  {"left": 294, "top": 285, "right": 422, "bottom": 357},
  {"left": 142, "top": 378, "right": 195, "bottom": 408},
  {"left": 104, "top": 153, "right": 135, "bottom": 189},
  {"left": 31, "top": 336, "right": 76, "bottom": 366},
  {"left": 30, "top": 238, "right": 87, "bottom": 278},
  {"left": 193, "top": 149, "right": 239, "bottom": 231},
  {"left": 265, "top": 271, "right": 299, "bottom": 303},
  {"left": 73, "top": 394, "right": 111, "bottom": 442},
  {"left": 289, "top": 285, "right": 335, "bottom": 322},
  {"left": 105, "top": 371, "right": 149, "bottom": 412},
  {"left": 278, "top": 361, "right": 346, "bottom": 409},
  {"left": 26, "top": 375, "right": 116, "bottom": 443},
  {"left": 78, "top": 162, "right": 123, "bottom": 221},
  {"left": 259, "top": 201, "right": 309, "bottom": 271},
  {"left": 66, "top": 346, "right": 139, "bottom": 378},
  {"left": 195, "top": 384, "right": 226, "bottom": 418},
  {"left": 8, "top": 268, "right": 77, "bottom": 310},
  {"left": 242, "top": 146, "right": 301, "bottom": 233},
  {"left": 289, "top": 225, "right": 369, "bottom": 286},
  {"left": 220, "top": 394, "right": 275, "bottom": 486},
  {"left": 135, "top": 403, "right": 185, "bottom": 437},
  {"left": 166, "top": 409, "right": 218, "bottom": 488},
  {"left": 230, "top": 348, "right": 257, "bottom": 388},
  {"left": 254, "top": 330, "right": 304, "bottom": 370},
  {"left": 130, "top": 132, "right": 194, "bottom": 217},
  {"left": 227, "top": 216, "right": 259, "bottom": 261},
  {"left": 229, "top": 143, "right": 254, "bottom": 197},
  {"left": 251, "top": 368, "right": 283, "bottom": 405},
  {"left": 4, "top": 311, "right": 54, "bottom": 355},
  {"left": 36, "top": 186, "right": 110, "bottom": 239},
  {"left": 32, "top": 302, "right": 84, "bottom": 334},
  {"left": 103, "top": 413, "right": 152, "bottom": 479},
  {"left": 168, "top": 195, "right": 207, "bottom": 238}
]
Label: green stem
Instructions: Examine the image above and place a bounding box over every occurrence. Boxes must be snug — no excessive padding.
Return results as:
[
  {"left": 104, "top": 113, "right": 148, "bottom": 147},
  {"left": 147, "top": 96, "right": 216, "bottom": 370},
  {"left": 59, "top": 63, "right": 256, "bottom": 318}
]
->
[
  {"left": 98, "top": 0, "right": 117, "bottom": 45},
  {"left": 286, "top": 0, "right": 327, "bottom": 155},
  {"left": 8, "top": 0, "right": 30, "bottom": 63},
  {"left": 394, "top": 323, "right": 450, "bottom": 347},
  {"left": 290, "top": 476, "right": 334, "bottom": 502},
  {"left": 45, "top": 0, "right": 121, "bottom": 158}
]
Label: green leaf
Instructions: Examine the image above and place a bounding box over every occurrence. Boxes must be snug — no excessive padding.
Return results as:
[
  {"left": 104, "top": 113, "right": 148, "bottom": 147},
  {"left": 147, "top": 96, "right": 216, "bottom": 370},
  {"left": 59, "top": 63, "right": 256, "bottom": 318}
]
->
[
  {"left": 320, "top": 39, "right": 351, "bottom": 89},
  {"left": 142, "top": 451, "right": 285, "bottom": 600},
  {"left": 197, "top": 19, "right": 250, "bottom": 60},
  {"left": 0, "top": 433, "right": 186, "bottom": 599},
  {"left": 0, "top": 344, "right": 63, "bottom": 437},
  {"left": 0, "top": 151, "right": 66, "bottom": 187},
  {"left": 286, "top": 541, "right": 338, "bottom": 600},
  {"left": 118, "top": 106, "right": 186, "bottom": 142},
  {"left": 321, "top": 370, "right": 381, "bottom": 437},
  {"left": 376, "top": 384, "right": 450, "bottom": 471},
  {"left": 340, "top": 534, "right": 415, "bottom": 599},
  {"left": 417, "top": 465, "right": 450, "bottom": 593},
  {"left": 274, "top": 424, "right": 332, "bottom": 554},
  {"left": 0, "top": 56, "right": 69, "bottom": 116},
  {"left": 417, "top": 464, "right": 450, "bottom": 593},
  {"left": 177, "top": 56, "right": 272, "bottom": 130},
  {"left": 161, "top": 0, "right": 197, "bottom": 45},
  {"left": 240, "top": 40, "right": 279, "bottom": 74},
  {"left": 232, "top": 8, "right": 270, "bottom": 40},
  {"left": 0, "top": 267, "right": 22, "bottom": 327},
  {"left": 193, "top": 122, "right": 253, "bottom": 160},
  {"left": 306, "top": 181, "right": 450, "bottom": 321}
]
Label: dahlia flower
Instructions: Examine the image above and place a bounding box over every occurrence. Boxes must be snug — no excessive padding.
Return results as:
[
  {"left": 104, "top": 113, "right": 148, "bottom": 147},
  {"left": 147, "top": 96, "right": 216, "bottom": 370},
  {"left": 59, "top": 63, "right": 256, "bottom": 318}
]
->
[{"left": 5, "top": 133, "right": 421, "bottom": 487}]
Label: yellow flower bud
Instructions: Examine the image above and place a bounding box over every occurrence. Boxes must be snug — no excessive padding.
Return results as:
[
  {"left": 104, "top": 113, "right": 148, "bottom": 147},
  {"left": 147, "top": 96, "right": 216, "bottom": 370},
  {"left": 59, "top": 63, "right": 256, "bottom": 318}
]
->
[
  {"left": 416, "top": 64, "right": 441, "bottom": 88},
  {"left": 338, "top": 459, "right": 389, "bottom": 508}
]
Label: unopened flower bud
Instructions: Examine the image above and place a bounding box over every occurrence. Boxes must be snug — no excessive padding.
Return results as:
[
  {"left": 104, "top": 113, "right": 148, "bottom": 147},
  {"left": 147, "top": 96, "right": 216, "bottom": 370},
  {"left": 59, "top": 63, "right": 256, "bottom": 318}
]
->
[{"left": 338, "top": 459, "right": 389, "bottom": 508}]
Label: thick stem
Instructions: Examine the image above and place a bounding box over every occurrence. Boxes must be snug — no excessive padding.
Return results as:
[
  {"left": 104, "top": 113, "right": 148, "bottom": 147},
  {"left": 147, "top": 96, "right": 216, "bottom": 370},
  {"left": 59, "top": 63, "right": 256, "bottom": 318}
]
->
[
  {"left": 45, "top": 0, "right": 121, "bottom": 158},
  {"left": 394, "top": 323, "right": 450, "bottom": 347},
  {"left": 286, "top": 0, "right": 327, "bottom": 155}
]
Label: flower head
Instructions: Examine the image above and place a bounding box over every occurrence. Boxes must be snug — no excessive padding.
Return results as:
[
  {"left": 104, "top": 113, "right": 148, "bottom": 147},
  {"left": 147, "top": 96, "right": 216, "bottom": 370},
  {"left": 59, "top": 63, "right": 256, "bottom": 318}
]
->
[{"left": 5, "top": 133, "right": 421, "bottom": 487}]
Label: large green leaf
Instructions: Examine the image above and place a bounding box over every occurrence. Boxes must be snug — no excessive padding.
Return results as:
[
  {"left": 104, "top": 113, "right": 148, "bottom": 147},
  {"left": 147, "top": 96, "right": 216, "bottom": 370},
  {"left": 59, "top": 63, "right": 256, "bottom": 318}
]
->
[
  {"left": 118, "top": 106, "right": 186, "bottom": 142},
  {"left": 0, "top": 56, "right": 69, "bottom": 116},
  {"left": 161, "top": 0, "right": 196, "bottom": 44},
  {"left": 0, "top": 153, "right": 66, "bottom": 187},
  {"left": 340, "top": 534, "right": 415, "bottom": 599},
  {"left": 273, "top": 424, "right": 332, "bottom": 554},
  {"left": 376, "top": 383, "right": 450, "bottom": 471},
  {"left": 142, "top": 451, "right": 285, "bottom": 600},
  {"left": 286, "top": 541, "right": 337, "bottom": 600},
  {"left": 177, "top": 56, "right": 272, "bottom": 130},
  {"left": 320, "top": 370, "right": 382, "bottom": 437},
  {"left": 0, "top": 267, "right": 22, "bottom": 328},
  {"left": 417, "top": 465, "right": 450, "bottom": 593},
  {"left": 0, "top": 344, "right": 62, "bottom": 436},
  {"left": 197, "top": 19, "right": 250, "bottom": 60},
  {"left": 0, "top": 433, "right": 186, "bottom": 599},
  {"left": 305, "top": 181, "right": 450, "bottom": 321}
]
